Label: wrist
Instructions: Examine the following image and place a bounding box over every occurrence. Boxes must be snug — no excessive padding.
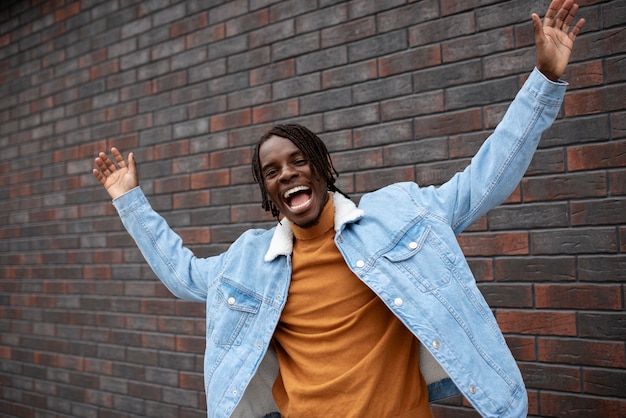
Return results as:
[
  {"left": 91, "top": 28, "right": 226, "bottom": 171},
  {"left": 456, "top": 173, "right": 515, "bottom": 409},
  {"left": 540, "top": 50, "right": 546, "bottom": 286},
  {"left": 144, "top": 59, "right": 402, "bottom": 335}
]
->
[{"left": 537, "top": 66, "right": 560, "bottom": 82}]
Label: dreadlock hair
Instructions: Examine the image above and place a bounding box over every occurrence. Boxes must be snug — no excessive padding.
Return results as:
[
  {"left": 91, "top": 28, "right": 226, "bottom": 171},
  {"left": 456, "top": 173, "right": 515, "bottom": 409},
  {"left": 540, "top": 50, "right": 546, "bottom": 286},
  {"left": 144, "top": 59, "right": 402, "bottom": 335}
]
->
[{"left": 251, "top": 124, "right": 350, "bottom": 218}]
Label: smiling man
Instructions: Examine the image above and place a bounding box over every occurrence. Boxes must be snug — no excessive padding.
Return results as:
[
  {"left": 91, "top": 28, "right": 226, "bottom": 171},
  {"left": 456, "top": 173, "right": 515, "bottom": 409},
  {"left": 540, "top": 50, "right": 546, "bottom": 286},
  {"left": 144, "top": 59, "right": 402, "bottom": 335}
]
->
[{"left": 92, "top": 2, "right": 585, "bottom": 417}]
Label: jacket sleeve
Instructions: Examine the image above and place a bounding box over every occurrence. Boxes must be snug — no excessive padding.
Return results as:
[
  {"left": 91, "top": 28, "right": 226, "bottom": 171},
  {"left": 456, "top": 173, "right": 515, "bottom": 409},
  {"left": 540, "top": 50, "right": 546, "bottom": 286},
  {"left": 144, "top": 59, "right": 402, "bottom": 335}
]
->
[
  {"left": 420, "top": 68, "right": 567, "bottom": 235},
  {"left": 112, "top": 186, "right": 222, "bottom": 302}
]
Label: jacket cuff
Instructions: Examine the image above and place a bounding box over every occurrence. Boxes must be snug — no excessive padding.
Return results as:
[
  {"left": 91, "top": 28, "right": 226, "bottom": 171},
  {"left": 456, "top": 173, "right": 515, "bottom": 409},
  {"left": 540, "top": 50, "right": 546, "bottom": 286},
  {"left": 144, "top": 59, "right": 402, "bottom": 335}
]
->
[
  {"left": 525, "top": 67, "right": 568, "bottom": 106},
  {"left": 111, "top": 186, "right": 148, "bottom": 216}
]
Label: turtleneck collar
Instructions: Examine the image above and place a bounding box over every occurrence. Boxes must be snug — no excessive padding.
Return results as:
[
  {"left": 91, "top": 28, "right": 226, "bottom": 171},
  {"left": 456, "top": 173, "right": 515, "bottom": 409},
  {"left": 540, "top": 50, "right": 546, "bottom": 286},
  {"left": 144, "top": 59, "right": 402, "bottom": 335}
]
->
[{"left": 291, "top": 193, "right": 334, "bottom": 241}]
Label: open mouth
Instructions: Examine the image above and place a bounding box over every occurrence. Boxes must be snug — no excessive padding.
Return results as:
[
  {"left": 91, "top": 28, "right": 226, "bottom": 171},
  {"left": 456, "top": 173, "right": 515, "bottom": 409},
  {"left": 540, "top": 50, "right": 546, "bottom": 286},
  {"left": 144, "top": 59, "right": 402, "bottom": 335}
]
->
[{"left": 283, "top": 185, "right": 312, "bottom": 210}]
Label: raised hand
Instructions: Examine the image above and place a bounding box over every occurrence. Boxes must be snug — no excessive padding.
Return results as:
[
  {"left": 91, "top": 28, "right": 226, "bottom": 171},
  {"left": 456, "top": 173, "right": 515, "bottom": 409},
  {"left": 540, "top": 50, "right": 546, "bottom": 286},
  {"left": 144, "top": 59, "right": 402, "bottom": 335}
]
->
[
  {"left": 532, "top": 0, "right": 586, "bottom": 81},
  {"left": 93, "top": 147, "right": 139, "bottom": 199}
]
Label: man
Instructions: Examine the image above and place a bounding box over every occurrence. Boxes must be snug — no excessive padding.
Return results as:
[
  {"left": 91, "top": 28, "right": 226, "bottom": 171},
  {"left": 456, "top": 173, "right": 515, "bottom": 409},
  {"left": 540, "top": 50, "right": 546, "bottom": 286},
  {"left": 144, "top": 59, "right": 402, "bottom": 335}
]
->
[{"left": 92, "top": 1, "right": 585, "bottom": 417}]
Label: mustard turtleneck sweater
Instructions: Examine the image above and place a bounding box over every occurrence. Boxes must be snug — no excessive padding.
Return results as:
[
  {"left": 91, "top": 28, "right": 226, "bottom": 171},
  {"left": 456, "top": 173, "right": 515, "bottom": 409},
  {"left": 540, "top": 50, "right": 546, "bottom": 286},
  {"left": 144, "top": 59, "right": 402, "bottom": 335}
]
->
[{"left": 272, "top": 195, "right": 431, "bottom": 417}]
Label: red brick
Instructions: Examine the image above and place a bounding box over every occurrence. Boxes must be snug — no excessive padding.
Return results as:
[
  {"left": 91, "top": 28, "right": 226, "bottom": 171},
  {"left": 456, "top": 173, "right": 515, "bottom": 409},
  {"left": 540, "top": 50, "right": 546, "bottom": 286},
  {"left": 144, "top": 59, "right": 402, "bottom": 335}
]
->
[
  {"left": 190, "top": 169, "right": 230, "bottom": 189},
  {"left": 230, "top": 204, "right": 274, "bottom": 223},
  {"left": 54, "top": 1, "right": 80, "bottom": 22},
  {"left": 173, "top": 190, "right": 210, "bottom": 209},
  {"left": 496, "top": 310, "right": 577, "bottom": 336},
  {"left": 614, "top": 169, "right": 626, "bottom": 196},
  {"left": 179, "top": 371, "right": 204, "bottom": 390},
  {"left": 504, "top": 335, "right": 535, "bottom": 361},
  {"left": 226, "top": 9, "right": 268, "bottom": 37},
  {"left": 563, "top": 60, "right": 605, "bottom": 89},
  {"left": 564, "top": 84, "right": 626, "bottom": 116},
  {"left": 252, "top": 98, "right": 298, "bottom": 124},
  {"left": 210, "top": 109, "right": 251, "bottom": 132},
  {"left": 90, "top": 59, "right": 120, "bottom": 80},
  {"left": 105, "top": 102, "right": 137, "bottom": 121},
  {"left": 535, "top": 284, "right": 622, "bottom": 310},
  {"left": 567, "top": 140, "right": 626, "bottom": 171},
  {"left": 209, "top": 147, "right": 250, "bottom": 169},
  {"left": 379, "top": 45, "right": 440, "bottom": 77},
  {"left": 170, "top": 12, "right": 208, "bottom": 38},
  {"left": 154, "top": 140, "right": 189, "bottom": 160},
  {"left": 538, "top": 337, "right": 625, "bottom": 368},
  {"left": 540, "top": 392, "right": 626, "bottom": 418},
  {"left": 154, "top": 175, "right": 190, "bottom": 194},
  {"left": 78, "top": 49, "right": 107, "bottom": 69},
  {"left": 186, "top": 23, "right": 225, "bottom": 49},
  {"left": 121, "top": 114, "right": 153, "bottom": 133},
  {"left": 457, "top": 232, "right": 528, "bottom": 257}
]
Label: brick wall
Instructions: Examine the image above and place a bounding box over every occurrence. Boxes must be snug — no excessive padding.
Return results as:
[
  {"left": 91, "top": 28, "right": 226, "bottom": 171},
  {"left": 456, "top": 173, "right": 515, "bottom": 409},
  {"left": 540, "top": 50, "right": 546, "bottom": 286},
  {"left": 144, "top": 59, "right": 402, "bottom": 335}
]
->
[{"left": 0, "top": 0, "right": 624, "bottom": 417}]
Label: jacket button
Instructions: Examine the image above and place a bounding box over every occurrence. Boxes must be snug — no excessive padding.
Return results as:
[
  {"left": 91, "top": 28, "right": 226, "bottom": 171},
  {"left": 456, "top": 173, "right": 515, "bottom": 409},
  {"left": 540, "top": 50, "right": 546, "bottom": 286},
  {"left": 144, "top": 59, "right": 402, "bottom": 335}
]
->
[
  {"left": 468, "top": 385, "right": 476, "bottom": 394},
  {"left": 409, "top": 241, "right": 418, "bottom": 249},
  {"left": 227, "top": 297, "right": 235, "bottom": 305},
  {"left": 356, "top": 260, "right": 365, "bottom": 268},
  {"left": 432, "top": 340, "right": 440, "bottom": 350},
  {"left": 393, "top": 298, "right": 403, "bottom": 307}
]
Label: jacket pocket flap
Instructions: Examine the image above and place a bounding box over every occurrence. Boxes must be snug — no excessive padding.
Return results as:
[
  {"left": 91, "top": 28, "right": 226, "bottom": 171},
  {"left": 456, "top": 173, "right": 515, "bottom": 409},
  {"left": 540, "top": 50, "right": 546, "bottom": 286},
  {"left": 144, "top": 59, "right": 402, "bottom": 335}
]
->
[
  {"left": 383, "top": 225, "right": 430, "bottom": 262},
  {"left": 218, "top": 279, "right": 262, "bottom": 313}
]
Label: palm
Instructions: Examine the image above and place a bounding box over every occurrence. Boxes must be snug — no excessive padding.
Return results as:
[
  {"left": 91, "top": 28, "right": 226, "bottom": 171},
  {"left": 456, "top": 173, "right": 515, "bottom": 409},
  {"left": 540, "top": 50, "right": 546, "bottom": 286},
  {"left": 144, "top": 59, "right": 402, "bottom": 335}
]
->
[
  {"left": 93, "top": 148, "right": 138, "bottom": 199},
  {"left": 103, "top": 166, "right": 135, "bottom": 194}
]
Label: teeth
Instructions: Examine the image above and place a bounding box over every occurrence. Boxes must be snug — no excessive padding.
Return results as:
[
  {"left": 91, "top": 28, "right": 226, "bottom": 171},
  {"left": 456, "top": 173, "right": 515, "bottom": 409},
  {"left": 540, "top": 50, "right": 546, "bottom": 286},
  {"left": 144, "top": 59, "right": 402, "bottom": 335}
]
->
[{"left": 283, "top": 185, "right": 309, "bottom": 199}]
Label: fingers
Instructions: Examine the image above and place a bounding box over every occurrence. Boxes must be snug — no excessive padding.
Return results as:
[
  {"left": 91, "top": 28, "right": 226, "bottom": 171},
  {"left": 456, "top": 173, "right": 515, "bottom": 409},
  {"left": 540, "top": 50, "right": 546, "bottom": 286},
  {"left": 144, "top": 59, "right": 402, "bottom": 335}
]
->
[
  {"left": 570, "top": 16, "right": 586, "bottom": 41},
  {"left": 544, "top": 0, "right": 581, "bottom": 31},
  {"left": 532, "top": 13, "right": 543, "bottom": 40},
  {"left": 111, "top": 147, "right": 127, "bottom": 168},
  {"left": 92, "top": 168, "right": 106, "bottom": 185},
  {"left": 127, "top": 152, "right": 136, "bottom": 172},
  {"left": 539, "top": 0, "right": 585, "bottom": 44},
  {"left": 543, "top": 0, "right": 562, "bottom": 28},
  {"left": 93, "top": 148, "right": 125, "bottom": 178}
]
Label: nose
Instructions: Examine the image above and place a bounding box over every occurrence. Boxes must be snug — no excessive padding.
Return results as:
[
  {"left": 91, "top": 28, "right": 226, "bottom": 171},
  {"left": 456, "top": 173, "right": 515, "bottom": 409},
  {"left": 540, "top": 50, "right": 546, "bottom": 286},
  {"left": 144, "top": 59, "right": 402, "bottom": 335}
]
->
[{"left": 278, "top": 165, "right": 298, "bottom": 182}]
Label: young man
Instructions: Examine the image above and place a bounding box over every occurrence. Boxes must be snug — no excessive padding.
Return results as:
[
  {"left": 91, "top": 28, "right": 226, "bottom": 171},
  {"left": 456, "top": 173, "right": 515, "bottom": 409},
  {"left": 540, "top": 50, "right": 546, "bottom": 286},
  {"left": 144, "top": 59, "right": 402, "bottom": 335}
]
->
[{"left": 93, "top": 1, "right": 585, "bottom": 417}]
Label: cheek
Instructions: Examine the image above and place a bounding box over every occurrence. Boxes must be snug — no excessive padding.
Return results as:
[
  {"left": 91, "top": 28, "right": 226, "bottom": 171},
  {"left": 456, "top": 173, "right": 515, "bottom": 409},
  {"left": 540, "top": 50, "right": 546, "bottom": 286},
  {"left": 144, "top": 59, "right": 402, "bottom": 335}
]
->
[{"left": 264, "top": 181, "right": 280, "bottom": 202}]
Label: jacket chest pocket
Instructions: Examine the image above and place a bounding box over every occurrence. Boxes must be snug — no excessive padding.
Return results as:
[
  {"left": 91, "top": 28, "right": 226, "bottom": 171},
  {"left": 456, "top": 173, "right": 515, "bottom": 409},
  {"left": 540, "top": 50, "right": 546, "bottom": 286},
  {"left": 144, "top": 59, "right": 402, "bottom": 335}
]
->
[
  {"left": 382, "top": 225, "right": 456, "bottom": 293},
  {"left": 208, "top": 280, "right": 262, "bottom": 346}
]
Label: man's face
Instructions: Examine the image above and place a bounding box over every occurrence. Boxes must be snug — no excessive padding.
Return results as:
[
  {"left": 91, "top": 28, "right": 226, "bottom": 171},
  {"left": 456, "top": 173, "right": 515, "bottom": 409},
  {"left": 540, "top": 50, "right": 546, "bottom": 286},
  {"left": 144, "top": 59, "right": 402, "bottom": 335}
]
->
[{"left": 258, "top": 135, "right": 328, "bottom": 228}]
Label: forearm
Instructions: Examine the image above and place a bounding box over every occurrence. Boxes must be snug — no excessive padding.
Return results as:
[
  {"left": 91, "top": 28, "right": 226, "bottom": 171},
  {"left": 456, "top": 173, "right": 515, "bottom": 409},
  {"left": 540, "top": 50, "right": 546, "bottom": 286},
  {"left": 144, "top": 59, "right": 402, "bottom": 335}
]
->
[
  {"left": 113, "top": 187, "right": 212, "bottom": 302},
  {"left": 432, "top": 68, "right": 568, "bottom": 234}
]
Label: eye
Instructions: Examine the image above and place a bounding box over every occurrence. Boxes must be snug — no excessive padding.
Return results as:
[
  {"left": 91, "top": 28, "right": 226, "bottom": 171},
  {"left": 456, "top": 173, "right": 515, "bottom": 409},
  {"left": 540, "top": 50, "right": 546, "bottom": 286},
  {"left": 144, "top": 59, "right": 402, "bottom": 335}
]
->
[
  {"left": 264, "top": 168, "right": 278, "bottom": 179},
  {"left": 294, "top": 158, "right": 307, "bottom": 166}
]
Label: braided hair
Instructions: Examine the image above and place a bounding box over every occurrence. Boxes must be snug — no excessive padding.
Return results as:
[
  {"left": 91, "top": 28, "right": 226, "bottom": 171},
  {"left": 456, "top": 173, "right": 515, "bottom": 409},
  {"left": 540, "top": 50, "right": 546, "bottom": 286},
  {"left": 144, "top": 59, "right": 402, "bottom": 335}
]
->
[{"left": 251, "top": 124, "right": 349, "bottom": 218}]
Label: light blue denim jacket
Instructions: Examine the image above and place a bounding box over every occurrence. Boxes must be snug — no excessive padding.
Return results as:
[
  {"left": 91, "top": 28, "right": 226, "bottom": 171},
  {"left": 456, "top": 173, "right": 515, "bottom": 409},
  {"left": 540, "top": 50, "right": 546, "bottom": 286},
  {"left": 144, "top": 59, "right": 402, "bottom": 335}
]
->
[{"left": 113, "top": 69, "right": 566, "bottom": 418}]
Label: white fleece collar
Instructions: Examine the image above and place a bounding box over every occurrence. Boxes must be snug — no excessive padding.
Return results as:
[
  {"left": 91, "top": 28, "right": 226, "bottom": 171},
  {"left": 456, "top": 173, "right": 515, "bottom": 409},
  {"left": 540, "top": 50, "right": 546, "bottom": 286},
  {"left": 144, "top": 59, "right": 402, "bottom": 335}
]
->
[{"left": 264, "top": 192, "right": 364, "bottom": 261}]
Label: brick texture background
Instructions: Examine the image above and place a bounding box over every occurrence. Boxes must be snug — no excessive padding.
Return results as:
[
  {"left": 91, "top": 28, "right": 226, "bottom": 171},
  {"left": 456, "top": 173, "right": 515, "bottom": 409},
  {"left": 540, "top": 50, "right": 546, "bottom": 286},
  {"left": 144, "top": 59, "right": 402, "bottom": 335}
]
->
[{"left": 1, "top": 0, "right": 624, "bottom": 417}]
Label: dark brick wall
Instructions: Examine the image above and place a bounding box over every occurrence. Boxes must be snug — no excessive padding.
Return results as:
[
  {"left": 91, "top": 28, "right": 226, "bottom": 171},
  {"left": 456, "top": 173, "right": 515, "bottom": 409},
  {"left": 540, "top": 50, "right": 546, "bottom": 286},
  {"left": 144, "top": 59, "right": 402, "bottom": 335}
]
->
[{"left": 0, "top": 0, "right": 624, "bottom": 417}]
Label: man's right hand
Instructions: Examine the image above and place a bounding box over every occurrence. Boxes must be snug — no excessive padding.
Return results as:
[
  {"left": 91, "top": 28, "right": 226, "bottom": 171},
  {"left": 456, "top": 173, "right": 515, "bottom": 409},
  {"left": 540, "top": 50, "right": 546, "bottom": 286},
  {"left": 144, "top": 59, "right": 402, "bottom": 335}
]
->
[{"left": 93, "top": 147, "right": 139, "bottom": 200}]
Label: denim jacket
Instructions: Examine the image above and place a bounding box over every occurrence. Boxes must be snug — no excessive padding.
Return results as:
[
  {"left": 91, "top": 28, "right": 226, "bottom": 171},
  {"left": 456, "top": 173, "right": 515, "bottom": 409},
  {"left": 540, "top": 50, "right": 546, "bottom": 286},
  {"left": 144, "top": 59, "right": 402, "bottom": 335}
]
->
[{"left": 113, "top": 69, "right": 566, "bottom": 418}]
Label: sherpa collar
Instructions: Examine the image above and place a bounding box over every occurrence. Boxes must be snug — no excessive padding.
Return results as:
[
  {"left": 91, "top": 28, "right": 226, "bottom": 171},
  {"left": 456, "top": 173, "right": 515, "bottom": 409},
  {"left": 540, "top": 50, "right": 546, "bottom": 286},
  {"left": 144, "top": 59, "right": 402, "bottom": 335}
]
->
[{"left": 263, "top": 192, "right": 364, "bottom": 261}]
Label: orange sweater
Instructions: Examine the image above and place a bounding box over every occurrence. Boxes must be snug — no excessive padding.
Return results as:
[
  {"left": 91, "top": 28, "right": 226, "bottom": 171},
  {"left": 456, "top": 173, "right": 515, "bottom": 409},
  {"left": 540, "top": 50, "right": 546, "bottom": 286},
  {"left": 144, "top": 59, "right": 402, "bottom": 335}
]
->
[{"left": 272, "top": 197, "right": 431, "bottom": 417}]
